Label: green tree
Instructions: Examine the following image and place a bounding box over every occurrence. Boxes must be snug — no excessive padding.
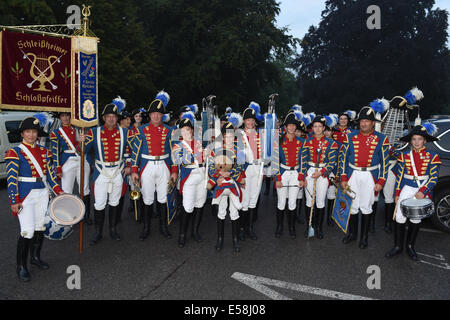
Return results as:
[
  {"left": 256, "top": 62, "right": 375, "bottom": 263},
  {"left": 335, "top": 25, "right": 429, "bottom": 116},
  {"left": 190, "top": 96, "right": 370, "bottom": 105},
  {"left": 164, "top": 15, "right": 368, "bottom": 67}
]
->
[
  {"left": 294, "top": 0, "right": 449, "bottom": 117},
  {"left": 138, "top": 0, "right": 297, "bottom": 114}
]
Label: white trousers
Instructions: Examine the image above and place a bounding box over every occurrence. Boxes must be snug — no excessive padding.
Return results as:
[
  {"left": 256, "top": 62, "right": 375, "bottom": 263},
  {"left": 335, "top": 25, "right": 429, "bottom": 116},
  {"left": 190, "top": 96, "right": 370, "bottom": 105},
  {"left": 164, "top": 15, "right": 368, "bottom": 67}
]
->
[
  {"left": 18, "top": 188, "right": 49, "bottom": 239},
  {"left": 395, "top": 185, "right": 422, "bottom": 224},
  {"left": 241, "top": 164, "right": 263, "bottom": 211},
  {"left": 297, "top": 187, "right": 303, "bottom": 199},
  {"left": 277, "top": 170, "right": 300, "bottom": 210},
  {"left": 182, "top": 167, "right": 207, "bottom": 213},
  {"left": 141, "top": 161, "right": 170, "bottom": 205},
  {"left": 383, "top": 169, "right": 396, "bottom": 204},
  {"left": 214, "top": 188, "right": 242, "bottom": 221},
  {"left": 327, "top": 172, "right": 336, "bottom": 200},
  {"left": 94, "top": 167, "right": 123, "bottom": 210},
  {"left": 61, "top": 156, "right": 90, "bottom": 195},
  {"left": 348, "top": 171, "right": 375, "bottom": 215},
  {"left": 305, "top": 167, "right": 329, "bottom": 209}
]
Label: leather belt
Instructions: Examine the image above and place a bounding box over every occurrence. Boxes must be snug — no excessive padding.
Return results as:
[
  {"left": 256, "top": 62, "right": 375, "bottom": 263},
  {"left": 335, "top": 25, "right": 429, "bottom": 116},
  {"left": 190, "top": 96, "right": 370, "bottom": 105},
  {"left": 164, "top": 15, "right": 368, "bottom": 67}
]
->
[
  {"left": 185, "top": 163, "right": 205, "bottom": 169},
  {"left": 18, "top": 177, "right": 43, "bottom": 183},
  {"left": 142, "top": 154, "right": 169, "bottom": 161},
  {"left": 349, "top": 163, "right": 379, "bottom": 172},
  {"left": 95, "top": 160, "right": 122, "bottom": 167},
  {"left": 280, "top": 164, "right": 299, "bottom": 170},
  {"left": 404, "top": 174, "right": 429, "bottom": 181},
  {"left": 246, "top": 160, "right": 262, "bottom": 165},
  {"left": 308, "top": 162, "right": 326, "bottom": 168}
]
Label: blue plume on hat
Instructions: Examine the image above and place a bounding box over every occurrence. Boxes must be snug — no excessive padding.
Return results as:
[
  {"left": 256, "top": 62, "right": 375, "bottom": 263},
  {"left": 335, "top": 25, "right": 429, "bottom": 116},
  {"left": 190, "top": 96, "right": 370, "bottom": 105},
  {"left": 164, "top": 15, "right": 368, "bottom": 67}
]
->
[
  {"left": 33, "top": 112, "right": 49, "bottom": 127},
  {"left": 256, "top": 114, "right": 264, "bottom": 122},
  {"left": 344, "top": 110, "right": 356, "bottom": 120},
  {"left": 306, "top": 112, "right": 316, "bottom": 122},
  {"left": 293, "top": 110, "right": 303, "bottom": 121},
  {"left": 162, "top": 113, "right": 171, "bottom": 123},
  {"left": 290, "top": 105, "right": 303, "bottom": 114},
  {"left": 324, "top": 114, "right": 337, "bottom": 128},
  {"left": 225, "top": 107, "right": 232, "bottom": 114},
  {"left": 187, "top": 104, "right": 198, "bottom": 114},
  {"left": 422, "top": 122, "right": 438, "bottom": 136},
  {"left": 330, "top": 113, "right": 339, "bottom": 124},
  {"left": 404, "top": 87, "right": 424, "bottom": 105},
  {"left": 302, "top": 115, "right": 312, "bottom": 127},
  {"left": 139, "top": 107, "right": 146, "bottom": 113},
  {"left": 181, "top": 111, "right": 195, "bottom": 125},
  {"left": 228, "top": 112, "right": 243, "bottom": 129},
  {"left": 248, "top": 101, "right": 261, "bottom": 115},
  {"left": 155, "top": 90, "right": 170, "bottom": 108},
  {"left": 369, "top": 98, "right": 389, "bottom": 113},
  {"left": 112, "top": 96, "right": 126, "bottom": 113}
]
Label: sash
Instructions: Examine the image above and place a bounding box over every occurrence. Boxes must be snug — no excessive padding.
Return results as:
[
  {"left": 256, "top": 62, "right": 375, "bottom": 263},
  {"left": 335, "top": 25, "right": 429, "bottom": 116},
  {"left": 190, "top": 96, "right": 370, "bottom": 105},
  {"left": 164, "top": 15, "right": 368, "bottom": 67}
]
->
[
  {"left": 181, "top": 140, "right": 202, "bottom": 173},
  {"left": 241, "top": 131, "right": 254, "bottom": 163},
  {"left": 409, "top": 151, "right": 426, "bottom": 189},
  {"left": 59, "top": 127, "right": 80, "bottom": 159},
  {"left": 18, "top": 144, "right": 47, "bottom": 189}
]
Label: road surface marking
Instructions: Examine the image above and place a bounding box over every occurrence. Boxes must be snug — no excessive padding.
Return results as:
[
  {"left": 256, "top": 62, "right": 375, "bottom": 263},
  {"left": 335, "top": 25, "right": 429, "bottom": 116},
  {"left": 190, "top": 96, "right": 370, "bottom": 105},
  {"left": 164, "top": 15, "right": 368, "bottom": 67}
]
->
[{"left": 231, "top": 272, "right": 376, "bottom": 300}]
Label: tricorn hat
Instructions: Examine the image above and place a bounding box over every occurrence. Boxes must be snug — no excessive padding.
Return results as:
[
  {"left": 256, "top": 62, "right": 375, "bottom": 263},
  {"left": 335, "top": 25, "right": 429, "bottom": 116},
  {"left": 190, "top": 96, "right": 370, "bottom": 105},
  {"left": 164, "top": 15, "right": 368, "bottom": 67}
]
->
[
  {"left": 19, "top": 117, "right": 47, "bottom": 137},
  {"left": 148, "top": 90, "right": 170, "bottom": 114},
  {"left": 400, "top": 123, "right": 439, "bottom": 142}
]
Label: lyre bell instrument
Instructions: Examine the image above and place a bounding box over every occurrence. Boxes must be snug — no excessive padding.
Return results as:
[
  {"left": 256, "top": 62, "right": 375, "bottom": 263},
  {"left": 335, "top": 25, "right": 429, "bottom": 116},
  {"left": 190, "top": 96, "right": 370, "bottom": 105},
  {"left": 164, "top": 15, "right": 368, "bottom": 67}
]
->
[
  {"left": 329, "top": 177, "right": 356, "bottom": 200},
  {"left": 130, "top": 182, "right": 141, "bottom": 201},
  {"left": 130, "top": 182, "right": 141, "bottom": 221}
]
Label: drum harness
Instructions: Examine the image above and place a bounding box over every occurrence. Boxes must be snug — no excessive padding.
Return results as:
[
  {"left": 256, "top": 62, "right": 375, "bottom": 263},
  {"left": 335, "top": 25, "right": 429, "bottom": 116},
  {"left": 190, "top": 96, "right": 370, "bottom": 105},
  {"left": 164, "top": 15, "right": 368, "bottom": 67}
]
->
[{"left": 408, "top": 150, "right": 429, "bottom": 190}]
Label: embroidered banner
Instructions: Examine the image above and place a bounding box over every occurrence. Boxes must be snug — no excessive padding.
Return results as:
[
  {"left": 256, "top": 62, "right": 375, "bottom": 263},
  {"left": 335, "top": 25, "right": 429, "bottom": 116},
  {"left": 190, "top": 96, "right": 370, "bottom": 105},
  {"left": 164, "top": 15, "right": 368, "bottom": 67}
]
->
[{"left": 0, "top": 30, "right": 72, "bottom": 112}]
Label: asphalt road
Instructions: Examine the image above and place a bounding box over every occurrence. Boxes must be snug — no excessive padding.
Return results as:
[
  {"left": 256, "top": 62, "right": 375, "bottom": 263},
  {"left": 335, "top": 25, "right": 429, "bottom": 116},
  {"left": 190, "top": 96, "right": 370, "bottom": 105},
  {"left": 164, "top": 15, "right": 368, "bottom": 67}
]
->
[{"left": 1, "top": 181, "right": 449, "bottom": 300}]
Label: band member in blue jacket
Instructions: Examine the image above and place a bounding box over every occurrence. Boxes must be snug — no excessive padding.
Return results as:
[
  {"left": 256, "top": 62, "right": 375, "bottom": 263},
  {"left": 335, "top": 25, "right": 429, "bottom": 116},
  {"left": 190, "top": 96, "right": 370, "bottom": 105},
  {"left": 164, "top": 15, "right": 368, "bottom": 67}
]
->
[
  {"left": 339, "top": 106, "right": 390, "bottom": 249},
  {"left": 386, "top": 123, "right": 441, "bottom": 261},
  {"left": 6, "top": 117, "right": 64, "bottom": 282}
]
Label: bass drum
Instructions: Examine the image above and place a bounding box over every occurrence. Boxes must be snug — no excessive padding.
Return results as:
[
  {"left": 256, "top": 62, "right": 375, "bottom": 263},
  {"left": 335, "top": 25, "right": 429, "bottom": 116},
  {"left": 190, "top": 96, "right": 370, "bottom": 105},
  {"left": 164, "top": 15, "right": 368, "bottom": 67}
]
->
[{"left": 44, "top": 193, "right": 85, "bottom": 240}]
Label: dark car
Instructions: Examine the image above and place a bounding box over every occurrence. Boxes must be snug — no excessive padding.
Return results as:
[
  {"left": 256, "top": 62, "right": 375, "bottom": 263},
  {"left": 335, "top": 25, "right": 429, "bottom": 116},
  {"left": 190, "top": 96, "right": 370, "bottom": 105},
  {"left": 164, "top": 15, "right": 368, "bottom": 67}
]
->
[
  {"left": 398, "top": 119, "right": 450, "bottom": 233},
  {"left": 425, "top": 119, "right": 450, "bottom": 234}
]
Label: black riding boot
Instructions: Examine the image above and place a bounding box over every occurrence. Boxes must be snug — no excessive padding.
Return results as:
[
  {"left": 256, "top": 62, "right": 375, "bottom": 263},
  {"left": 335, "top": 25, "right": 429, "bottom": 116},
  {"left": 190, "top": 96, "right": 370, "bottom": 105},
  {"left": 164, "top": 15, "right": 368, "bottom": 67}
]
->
[
  {"left": 406, "top": 222, "right": 421, "bottom": 261},
  {"left": 287, "top": 209, "right": 296, "bottom": 239},
  {"left": 157, "top": 202, "right": 172, "bottom": 238},
  {"left": 296, "top": 198, "right": 305, "bottom": 224},
  {"left": 264, "top": 176, "right": 271, "bottom": 195},
  {"left": 384, "top": 203, "right": 394, "bottom": 233},
  {"left": 369, "top": 201, "right": 378, "bottom": 233},
  {"left": 30, "top": 231, "right": 49, "bottom": 270},
  {"left": 231, "top": 219, "right": 240, "bottom": 253},
  {"left": 275, "top": 209, "right": 284, "bottom": 238},
  {"left": 139, "top": 204, "right": 152, "bottom": 241},
  {"left": 327, "top": 199, "right": 334, "bottom": 226},
  {"left": 342, "top": 214, "right": 358, "bottom": 244},
  {"left": 178, "top": 208, "right": 191, "bottom": 248},
  {"left": 116, "top": 196, "right": 124, "bottom": 225},
  {"left": 316, "top": 207, "right": 325, "bottom": 239},
  {"left": 238, "top": 210, "right": 246, "bottom": 241},
  {"left": 90, "top": 209, "right": 105, "bottom": 245},
  {"left": 359, "top": 214, "right": 370, "bottom": 249},
  {"left": 211, "top": 204, "right": 218, "bottom": 218},
  {"left": 215, "top": 218, "right": 225, "bottom": 251},
  {"left": 191, "top": 207, "right": 204, "bottom": 242},
  {"left": 385, "top": 222, "right": 405, "bottom": 258},
  {"left": 83, "top": 194, "right": 92, "bottom": 225},
  {"left": 109, "top": 205, "right": 121, "bottom": 241},
  {"left": 17, "top": 236, "right": 31, "bottom": 282},
  {"left": 246, "top": 208, "right": 258, "bottom": 240}
]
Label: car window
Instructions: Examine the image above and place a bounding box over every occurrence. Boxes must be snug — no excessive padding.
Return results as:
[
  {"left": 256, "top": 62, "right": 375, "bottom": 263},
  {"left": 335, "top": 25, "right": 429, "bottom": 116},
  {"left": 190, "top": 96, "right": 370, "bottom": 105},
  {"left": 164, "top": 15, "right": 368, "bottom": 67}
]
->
[
  {"left": 438, "top": 130, "right": 450, "bottom": 149},
  {"left": 5, "top": 121, "right": 22, "bottom": 143}
]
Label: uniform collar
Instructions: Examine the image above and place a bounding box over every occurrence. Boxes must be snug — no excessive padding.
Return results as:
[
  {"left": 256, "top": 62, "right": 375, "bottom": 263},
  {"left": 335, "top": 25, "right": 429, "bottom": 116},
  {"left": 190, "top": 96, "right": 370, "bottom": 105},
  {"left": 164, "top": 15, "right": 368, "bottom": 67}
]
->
[
  {"left": 413, "top": 147, "right": 426, "bottom": 153},
  {"left": 22, "top": 140, "right": 36, "bottom": 148}
]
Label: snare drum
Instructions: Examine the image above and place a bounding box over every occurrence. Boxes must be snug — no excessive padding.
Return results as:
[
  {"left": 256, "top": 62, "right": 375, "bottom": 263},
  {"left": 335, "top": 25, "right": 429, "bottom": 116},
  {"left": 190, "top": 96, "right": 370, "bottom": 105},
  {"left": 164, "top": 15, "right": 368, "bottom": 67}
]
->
[
  {"left": 44, "top": 194, "right": 85, "bottom": 240},
  {"left": 400, "top": 198, "right": 434, "bottom": 220}
]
